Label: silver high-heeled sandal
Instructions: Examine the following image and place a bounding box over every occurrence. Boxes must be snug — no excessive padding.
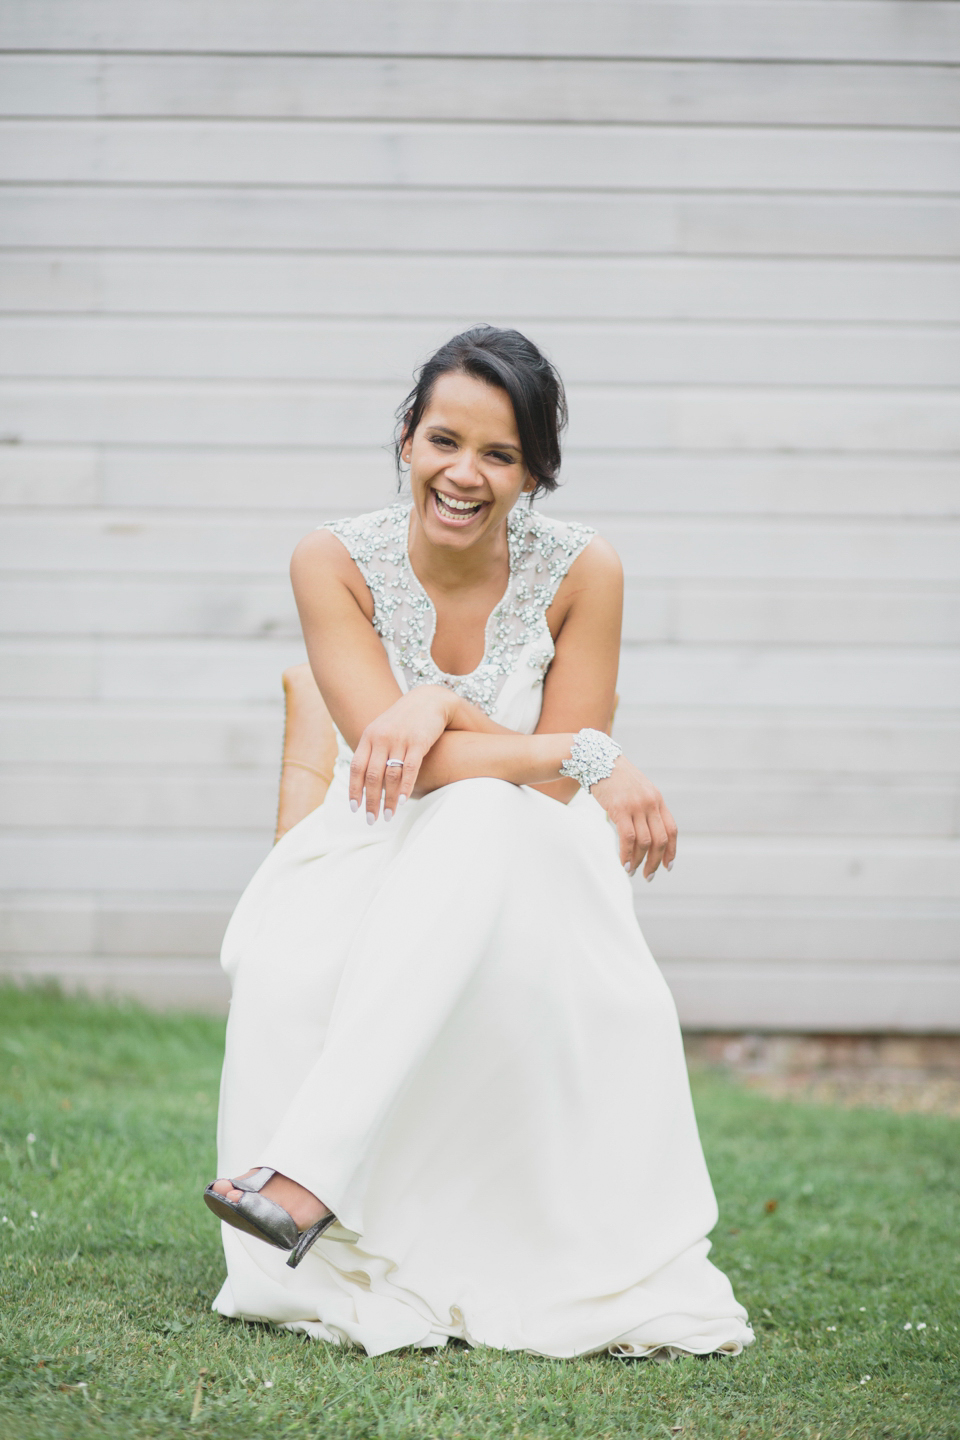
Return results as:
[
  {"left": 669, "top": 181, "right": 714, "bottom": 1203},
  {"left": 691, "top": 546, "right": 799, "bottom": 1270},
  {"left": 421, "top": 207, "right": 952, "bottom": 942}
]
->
[{"left": 203, "top": 1167, "right": 336, "bottom": 1268}]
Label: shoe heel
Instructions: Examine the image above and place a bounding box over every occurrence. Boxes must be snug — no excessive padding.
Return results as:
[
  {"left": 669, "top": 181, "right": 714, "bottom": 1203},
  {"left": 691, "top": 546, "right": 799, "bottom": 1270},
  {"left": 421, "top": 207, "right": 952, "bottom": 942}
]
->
[{"left": 287, "top": 1212, "right": 337, "bottom": 1268}]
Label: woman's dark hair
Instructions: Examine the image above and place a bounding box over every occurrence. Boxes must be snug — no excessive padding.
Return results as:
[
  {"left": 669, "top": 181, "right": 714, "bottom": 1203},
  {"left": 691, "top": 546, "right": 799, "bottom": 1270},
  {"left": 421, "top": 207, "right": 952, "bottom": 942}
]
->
[{"left": 394, "top": 325, "right": 567, "bottom": 498}]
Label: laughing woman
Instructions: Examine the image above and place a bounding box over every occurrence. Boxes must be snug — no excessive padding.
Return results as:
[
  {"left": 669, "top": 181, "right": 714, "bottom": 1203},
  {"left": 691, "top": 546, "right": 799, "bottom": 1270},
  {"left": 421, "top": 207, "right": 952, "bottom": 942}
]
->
[{"left": 204, "top": 326, "right": 753, "bottom": 1360}]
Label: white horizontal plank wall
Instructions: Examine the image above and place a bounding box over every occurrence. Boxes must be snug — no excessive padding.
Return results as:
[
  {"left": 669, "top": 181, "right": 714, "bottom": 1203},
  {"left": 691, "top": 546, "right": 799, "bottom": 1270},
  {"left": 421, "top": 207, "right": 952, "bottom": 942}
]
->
[{"left": 0, "top": 0, "right": 958, "bottom": 1027}]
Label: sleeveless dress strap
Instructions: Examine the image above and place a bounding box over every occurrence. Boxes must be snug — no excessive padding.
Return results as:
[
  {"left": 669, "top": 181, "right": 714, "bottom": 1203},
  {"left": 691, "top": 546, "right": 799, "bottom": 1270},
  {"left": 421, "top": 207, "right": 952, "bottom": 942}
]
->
[{"left": 320, "top": 505, "right": 411, "bottom": 640}]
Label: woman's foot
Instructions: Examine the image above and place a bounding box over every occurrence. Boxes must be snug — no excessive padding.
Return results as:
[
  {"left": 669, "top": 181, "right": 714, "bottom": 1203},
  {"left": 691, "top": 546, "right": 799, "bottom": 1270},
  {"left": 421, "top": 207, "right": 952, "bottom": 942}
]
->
[{"left": 209, "top": 1169, "right": 331, "bottom": 1232}]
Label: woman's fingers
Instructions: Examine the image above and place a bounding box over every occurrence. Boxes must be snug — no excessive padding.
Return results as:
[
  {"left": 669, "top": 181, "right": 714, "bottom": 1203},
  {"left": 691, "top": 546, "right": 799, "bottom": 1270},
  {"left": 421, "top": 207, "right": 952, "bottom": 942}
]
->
[
  {"left": 641, "top": 809, "right": 669, "bottom": 880},
  {"left": 348, "top": 736, "right": 371, "bottom": 813},
  {"left": 617, "top": 817, "right": 636, "bottom": 873},
  {"left": 631, "top": 822, "right": 651, "bottom": 878},
  {"left": 661, "top": 801, "right": 679, "bottom": 871},
  {"left": 363, "top": 743, "right": 389, "bottom": 823},
  {"left": 381, "top": 749, "right": 407, "bottom": 820},
  {"left": 618, "top": 817, "right": 652, "bottom": 877},
  {"left": 395, "top": 750, "right": 424, "bottom": 808},
  {"left": 598, "top": 763, "right": 678, "bottom": 881},
  {"left": 356, "top": 736, "right": 426, "bottom": 821}
]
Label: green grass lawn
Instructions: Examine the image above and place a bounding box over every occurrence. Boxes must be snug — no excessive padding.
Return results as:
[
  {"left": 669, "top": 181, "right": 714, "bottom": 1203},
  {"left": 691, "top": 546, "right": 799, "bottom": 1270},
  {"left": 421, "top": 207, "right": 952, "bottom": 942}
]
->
[{"left": 0, "top": 985, "right": 956, "bottom": 1440}]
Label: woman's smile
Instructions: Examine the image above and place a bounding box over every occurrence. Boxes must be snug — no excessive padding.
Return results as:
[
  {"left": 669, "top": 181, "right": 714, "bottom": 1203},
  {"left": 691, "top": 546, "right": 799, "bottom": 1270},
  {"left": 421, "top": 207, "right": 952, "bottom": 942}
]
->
[{"left": 431, "top": 488, "right": 489, "bottom": 526}]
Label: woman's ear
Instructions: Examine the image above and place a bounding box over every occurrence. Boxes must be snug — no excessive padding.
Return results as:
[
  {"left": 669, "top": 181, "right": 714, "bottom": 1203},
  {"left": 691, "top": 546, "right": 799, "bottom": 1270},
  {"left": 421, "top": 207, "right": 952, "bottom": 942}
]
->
[
  {"left": 521, "top": 472, "right": 537, "bottom": 494},
  {"left": 399, "top": 415, "right": 413, "bottom": 464}
]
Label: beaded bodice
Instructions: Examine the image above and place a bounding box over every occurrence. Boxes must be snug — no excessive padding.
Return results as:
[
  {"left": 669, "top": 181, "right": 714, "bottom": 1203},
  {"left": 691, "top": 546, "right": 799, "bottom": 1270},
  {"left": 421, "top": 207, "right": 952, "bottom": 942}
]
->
[{"left": 322, "top": 503, "right": 594, "bottom": 727}]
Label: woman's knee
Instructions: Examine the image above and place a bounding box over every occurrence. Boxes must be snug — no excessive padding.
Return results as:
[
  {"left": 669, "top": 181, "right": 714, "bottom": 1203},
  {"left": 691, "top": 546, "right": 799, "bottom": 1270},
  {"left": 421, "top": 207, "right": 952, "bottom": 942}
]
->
[
  {"left": 432, "top": 776, "right": 523, "bottom": 813},
  {"left": 425, "top": 777, "right": 558, "bottom": 849}
]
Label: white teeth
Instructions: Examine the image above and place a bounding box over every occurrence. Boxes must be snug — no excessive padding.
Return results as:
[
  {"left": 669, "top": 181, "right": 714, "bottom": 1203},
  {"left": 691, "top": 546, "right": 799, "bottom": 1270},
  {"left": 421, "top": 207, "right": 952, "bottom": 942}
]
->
[{"left": 436, "top": 491, "right": 482, "bottom": 513}]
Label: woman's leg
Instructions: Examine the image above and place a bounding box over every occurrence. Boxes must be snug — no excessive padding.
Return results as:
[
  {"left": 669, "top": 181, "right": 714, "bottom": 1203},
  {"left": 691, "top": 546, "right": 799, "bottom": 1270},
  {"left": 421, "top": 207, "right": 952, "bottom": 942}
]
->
[{"left": 213, "top": 779, "right": 557, "bottom": 1236}]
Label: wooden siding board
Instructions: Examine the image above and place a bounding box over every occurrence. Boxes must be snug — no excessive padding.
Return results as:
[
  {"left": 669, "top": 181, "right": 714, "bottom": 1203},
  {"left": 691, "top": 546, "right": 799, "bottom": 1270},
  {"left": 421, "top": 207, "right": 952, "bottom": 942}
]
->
[
  {"left": 657, "top": 963, "right": 960, "bottom": 1032},
  {"left": 0, "top": 895, "right": 234, "bottom": 958},
  {"left": 0, "top": 774, "right": 278, "bottom": 830},
  {"left": 0, "top": 705, "right": 284, "bottom": 768},
  {"left": 1, "top": 1, "right": 957, "bottom": 65},
  {"left": 612, "top": 710, "right": 960, "bottom": 775},
  {"left": 3, "top": 119, "right": 958, "bottom": 194},
  {"left": 622, "top": 583, "right": 960, "bottom": 648},
  {"left": 3, "top": 252, "right": 954, "bottom": 322},
  {"left": 4, "top": 187, "right": 957, "bottom": 260},
  {"left": 4, "top": 56, "right": 959, "bottom": 128},
  {"left": 7, "top": 317, "right": 960, "bottom": 388},
  {"left": 0, "top": 577, "right": 300, "bottom": 638}
]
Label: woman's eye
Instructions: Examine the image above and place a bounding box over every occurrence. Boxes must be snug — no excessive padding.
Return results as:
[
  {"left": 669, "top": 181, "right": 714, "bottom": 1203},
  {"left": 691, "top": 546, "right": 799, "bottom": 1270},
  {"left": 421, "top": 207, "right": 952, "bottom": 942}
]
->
[
  {"left": 489, "top": 452, "right": 515, "bottom": 464},
  {"left": 429, "top": 435, "right": 455, "bottom": 448}
]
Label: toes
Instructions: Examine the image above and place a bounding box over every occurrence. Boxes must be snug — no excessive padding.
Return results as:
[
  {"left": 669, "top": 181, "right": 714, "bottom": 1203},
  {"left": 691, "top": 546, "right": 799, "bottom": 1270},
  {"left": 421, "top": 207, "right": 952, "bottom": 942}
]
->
[{"left": 211, "top": 1177, "right": 242, "bottom": 1201}]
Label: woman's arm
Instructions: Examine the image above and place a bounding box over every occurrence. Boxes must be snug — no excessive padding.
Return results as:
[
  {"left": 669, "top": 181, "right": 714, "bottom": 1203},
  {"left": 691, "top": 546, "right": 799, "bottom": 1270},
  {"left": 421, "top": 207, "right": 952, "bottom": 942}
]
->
[
  {"left": 292, "top": 530, "right": 621, "bottom": 801},
  {"left": 292, "top": 528, "right": 676, "bottom": 876},
  {"left": 290, "top": 529, "right": 408, "bottom": 744},
  {"left": 414, "top": 536, "right": 623, "bottom": 803}
]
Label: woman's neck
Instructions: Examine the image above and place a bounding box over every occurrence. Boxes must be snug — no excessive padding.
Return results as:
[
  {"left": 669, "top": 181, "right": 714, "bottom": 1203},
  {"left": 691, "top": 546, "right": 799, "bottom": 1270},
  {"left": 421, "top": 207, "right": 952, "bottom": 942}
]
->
[{"left": 406, "top": 509, "right": 511, "bottom": 597}]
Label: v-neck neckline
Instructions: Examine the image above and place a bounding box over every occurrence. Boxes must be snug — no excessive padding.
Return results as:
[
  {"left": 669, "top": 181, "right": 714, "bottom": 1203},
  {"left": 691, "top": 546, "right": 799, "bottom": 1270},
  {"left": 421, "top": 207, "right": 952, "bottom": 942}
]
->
[{"left": 403, "top": 504, "right": 519, "bottom": 680}]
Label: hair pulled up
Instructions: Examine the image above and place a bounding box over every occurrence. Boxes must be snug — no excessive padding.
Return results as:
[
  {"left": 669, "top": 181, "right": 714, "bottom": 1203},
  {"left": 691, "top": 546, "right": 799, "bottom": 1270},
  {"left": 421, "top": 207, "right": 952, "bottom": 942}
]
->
[{"left": 395, "top": 325, "right": 567, "bottom": 498}]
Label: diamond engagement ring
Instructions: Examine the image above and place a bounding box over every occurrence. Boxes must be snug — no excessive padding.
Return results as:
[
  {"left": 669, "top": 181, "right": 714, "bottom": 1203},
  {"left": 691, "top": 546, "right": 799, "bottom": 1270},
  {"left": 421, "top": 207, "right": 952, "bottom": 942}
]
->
[{"left": 385, "top": 758, "right": 404, "bottom": 768}]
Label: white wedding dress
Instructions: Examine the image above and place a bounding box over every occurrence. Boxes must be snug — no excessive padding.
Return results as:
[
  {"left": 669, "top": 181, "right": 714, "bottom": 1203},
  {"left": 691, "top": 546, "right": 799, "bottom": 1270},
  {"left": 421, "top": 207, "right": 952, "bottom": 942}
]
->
[{"left": 212, "top": 502, "right": 753, "bottom": 1360}]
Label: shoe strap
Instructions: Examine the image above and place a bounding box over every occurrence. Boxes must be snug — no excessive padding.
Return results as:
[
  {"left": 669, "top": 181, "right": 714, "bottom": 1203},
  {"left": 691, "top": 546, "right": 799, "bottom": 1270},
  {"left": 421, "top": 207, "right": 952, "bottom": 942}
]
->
[{"left": 232, "top": 1167, "right": 275, "bottom": 1194}]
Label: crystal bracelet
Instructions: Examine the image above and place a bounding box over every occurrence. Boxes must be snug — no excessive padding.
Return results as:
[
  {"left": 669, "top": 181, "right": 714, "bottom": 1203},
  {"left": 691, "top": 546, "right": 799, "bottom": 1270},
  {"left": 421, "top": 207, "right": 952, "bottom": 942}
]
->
[{"left": 559, "top": 728, "right": 622, "bottom": 792}]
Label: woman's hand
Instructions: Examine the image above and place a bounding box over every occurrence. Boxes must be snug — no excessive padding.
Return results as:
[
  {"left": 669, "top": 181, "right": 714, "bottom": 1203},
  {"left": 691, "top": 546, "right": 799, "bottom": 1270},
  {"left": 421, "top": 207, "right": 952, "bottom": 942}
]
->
[
  {"left": 590, "top": 756, "right": 678, "bottom": 880},
  {"left": 349, "top": 685, "right": 459, "bottom": 822}
]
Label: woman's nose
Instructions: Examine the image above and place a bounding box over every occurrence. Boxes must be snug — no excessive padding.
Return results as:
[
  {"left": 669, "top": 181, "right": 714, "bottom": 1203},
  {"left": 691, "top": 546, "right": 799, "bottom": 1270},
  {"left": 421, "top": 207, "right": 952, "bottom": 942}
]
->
[{"left": 445, "top": 450, "right": 482, "bottom": 486}]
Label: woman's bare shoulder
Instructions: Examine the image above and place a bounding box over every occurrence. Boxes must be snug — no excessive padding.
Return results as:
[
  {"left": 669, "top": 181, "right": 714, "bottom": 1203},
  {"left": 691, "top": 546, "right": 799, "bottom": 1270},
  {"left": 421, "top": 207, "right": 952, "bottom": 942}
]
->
[
  {"left": 558, "top": 531, "right": 623, "bottom": 604},
  {"left": 289, "top": 527, "right": 374, "bottom": 619},
  {"left": 291, "top": 525, "right": 353, "bottom": 569},
  {"left": 575, "top": 531, "right": 622, "bottom": 580},
  {"left": 545, "top": 531, "right": 622, "bottom": 645}
]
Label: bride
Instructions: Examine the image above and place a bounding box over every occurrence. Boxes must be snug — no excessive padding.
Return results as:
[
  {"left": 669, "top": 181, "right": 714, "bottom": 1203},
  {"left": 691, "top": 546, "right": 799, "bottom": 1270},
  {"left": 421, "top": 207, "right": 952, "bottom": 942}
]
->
[{"left": 204, "top": 325, "right": 753, "bottom": 1359}]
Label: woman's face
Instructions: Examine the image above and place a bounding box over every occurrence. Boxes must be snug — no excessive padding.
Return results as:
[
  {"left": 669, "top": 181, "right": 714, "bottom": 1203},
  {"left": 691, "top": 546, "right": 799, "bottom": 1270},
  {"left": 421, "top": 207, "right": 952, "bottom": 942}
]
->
[{"left": 402, "top": 371, "right": 534, "bottom": 551}]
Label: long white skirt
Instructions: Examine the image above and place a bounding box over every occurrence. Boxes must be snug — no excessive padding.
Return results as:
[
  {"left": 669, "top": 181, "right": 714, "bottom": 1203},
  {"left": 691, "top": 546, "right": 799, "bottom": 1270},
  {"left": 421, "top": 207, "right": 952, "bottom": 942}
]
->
[{"left": 213, "top": 775, "right": 753, "bottom": 1359}]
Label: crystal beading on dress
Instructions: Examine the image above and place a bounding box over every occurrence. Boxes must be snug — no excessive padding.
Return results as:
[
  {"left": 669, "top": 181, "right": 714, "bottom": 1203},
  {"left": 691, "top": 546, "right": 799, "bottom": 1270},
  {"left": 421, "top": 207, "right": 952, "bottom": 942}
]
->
[
  {"left": 559, "top": 728, "right": 623, "bottom": 792},
  {"left": 323, "top": 502, "right": 595, "bottom": 715}
]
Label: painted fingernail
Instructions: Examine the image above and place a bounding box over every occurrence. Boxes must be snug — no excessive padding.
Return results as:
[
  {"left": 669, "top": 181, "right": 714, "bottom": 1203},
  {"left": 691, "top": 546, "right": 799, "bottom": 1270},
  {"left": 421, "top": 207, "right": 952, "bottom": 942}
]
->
[
  {"left": 665, "top": 860, "right": 674, "bottom": 871},
  {"left": 398, "top": 794, "right": 408, "bottom": 806},
  {"left": 384, "top": 809, "right": 393, "bottom": 822},
  {"left": 349, "top": 799, "right": 359, "bottom": 813},
  {"left": 623, "top": 863, "right": 632, "bottom": 874},
  {"left": 366, "top": 812, "right": 376, "bottom": 826},
  {"left": 646, "top": 872, "right": 655, "bottom": 883}
]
